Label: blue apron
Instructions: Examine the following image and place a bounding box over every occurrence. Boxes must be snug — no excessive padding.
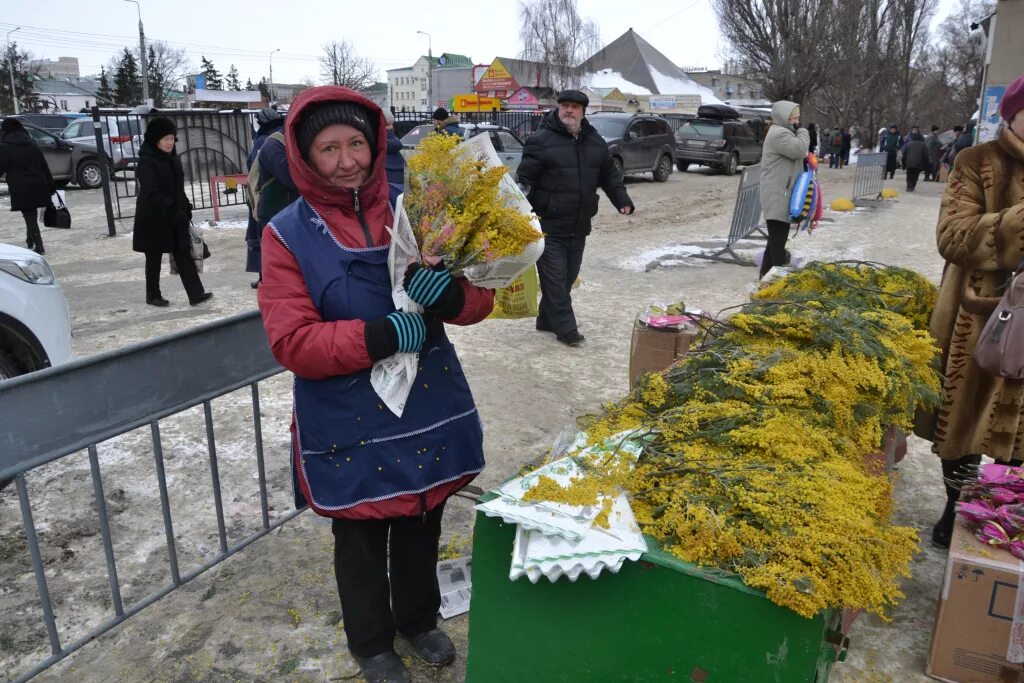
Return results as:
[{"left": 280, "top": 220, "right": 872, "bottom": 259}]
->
[{"left": 270, "top": 199, "right": 485, "bottom": 515}]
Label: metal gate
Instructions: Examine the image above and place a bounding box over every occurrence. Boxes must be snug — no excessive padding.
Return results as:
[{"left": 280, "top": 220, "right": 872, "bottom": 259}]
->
[
  {"left": 852, "top": 152, "right": 887, "bottom": 202},
  {"left": 692, "top": 164, "right": 765, "bottom": 266},
  {"left": 93, "top": 109, "right": 256, "bottom": 222},
  {"left": 0, "top": 312, "right": 297, "bottom": 682}
]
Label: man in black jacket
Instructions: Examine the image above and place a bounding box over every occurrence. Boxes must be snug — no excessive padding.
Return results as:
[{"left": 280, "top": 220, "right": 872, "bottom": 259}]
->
[{"left": 516, "top": 90, "right": 634, "bottom": 346}]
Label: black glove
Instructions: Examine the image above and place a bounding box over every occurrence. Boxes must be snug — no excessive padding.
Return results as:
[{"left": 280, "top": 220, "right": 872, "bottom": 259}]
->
[
  {"left": 403, "top": 262, "right": 465, "bottom": 320},
  {"left": 364, "top": 311, "right": 427, "bottom": 361}
]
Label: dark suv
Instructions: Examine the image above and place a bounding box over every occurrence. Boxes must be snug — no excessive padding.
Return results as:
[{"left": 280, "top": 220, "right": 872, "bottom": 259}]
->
[
  {"left": 588, "top": 112, "right": 676, "bottom": 182},
  {"left": 674, "top": 107, "right": 762, "bottom": 176},
  {"left": 7, "top": 113, "right": 84, "bottom": 135}
]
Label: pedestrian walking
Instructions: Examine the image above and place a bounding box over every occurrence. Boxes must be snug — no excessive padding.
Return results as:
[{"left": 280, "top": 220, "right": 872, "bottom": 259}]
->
[
  {"left": 245, "top": 107, "right": 287, "bottom": 288},
  {"left": 883, "top": 124, "right": 902, "bottom": 179},
  {"left": 132, "top": 117, "right": 213, "bottom": 307},
  {"left": 383, "top": 108, "right": 405, "bottom": 205},
  {"left": 516, "top": 89, "right": 635, "bottom": 346},
  {"left": 841, "top": 127, "right": 852, "bottom": 166},
  {"left": 900, "top": 129, "right": 928, "bottom": 191},
  {"left": 257, "top": 86, "right": 494, "bottom": 683},
  {"left": 0, "top": 118, "right": 54, "bottom": 255},
  {"left": 758, "top": 100, "right": 810, "bottom": 279},
  {"left": 924, "top": 125, "right": 942, "bottom": 181},
  {"left": 828, "top": 126, "right": 843, "bottom": 169},
  {"left": 807, "top": 122, "right": 818, "bottom": 155},
  {"left": 916, "top": 73, "right": 1024, "bottom": 549}
]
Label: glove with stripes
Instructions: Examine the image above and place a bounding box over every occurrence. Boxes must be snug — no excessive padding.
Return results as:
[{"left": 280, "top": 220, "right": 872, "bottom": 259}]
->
[
  {"left": 403, "top": 262, "right": 465, "bottom": 319},
  {"left": 364, "top": 311, "right": 427, "bottom": 360}
]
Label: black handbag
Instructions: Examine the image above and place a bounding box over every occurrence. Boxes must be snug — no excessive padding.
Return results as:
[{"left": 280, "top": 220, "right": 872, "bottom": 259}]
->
[{"left": 43, "top": 193, "right": 71, "bottom": 229}]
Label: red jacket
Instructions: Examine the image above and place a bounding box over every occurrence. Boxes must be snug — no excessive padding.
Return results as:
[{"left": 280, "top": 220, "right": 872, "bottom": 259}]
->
[{"left": 257, "top": 86, "right": 493, "bottom": 518}]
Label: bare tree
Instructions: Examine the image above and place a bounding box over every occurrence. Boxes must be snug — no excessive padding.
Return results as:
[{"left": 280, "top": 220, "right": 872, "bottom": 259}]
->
[
  {"left": 517, "top": 0, "right": 601, "bottom": 91},
  {"left": 711, "top": 0, "right": 839, "bottom": 105},
  {"left": 932, "top": 0, "right": 992, "bottom": 124},
  {"left": 319, "top": 41, "right": 377, "bottom": 90}
]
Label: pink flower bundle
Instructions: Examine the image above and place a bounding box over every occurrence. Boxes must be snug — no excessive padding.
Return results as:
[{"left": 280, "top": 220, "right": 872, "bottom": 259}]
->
[{"left": 958, "top": 464, "right": 1024, "bottom": 558}]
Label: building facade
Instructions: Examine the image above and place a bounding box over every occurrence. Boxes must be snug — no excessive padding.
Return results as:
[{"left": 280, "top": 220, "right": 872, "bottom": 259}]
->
[
  {"left": 29, "top": 56, "right": 81, "bottom": 80},
  {"left": 31, "top": 77, "right": 99, "bottom": 113},
  {"left": 387, "top": 53, "right": 474, "bottom": 112},
  {"left": 684, "top": 69, "right": 765, "bottom": 105}
]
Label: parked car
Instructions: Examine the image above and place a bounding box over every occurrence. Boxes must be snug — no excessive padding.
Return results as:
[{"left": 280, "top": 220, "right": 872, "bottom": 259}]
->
[
  {"left": 2, "top": 121, "right": 106, "bottom": 189},
  {"left": 509, "top": 112, "right": 546, "bottom": 141},
  {"left": 587, "top": 112, "right": 676, "bottom": 182},
  {"left": 60, "top": 116, "right": 142, "bottom": 174},
  {"left": 0, "top": 243, "right": 74, "bottom": 380},
  {"left": 674, "top": 116, "right": 762, "bottom": 176},
  {"left": 5, "top": 113, "right": 84, "bottom": 135},
  {"left": 400, "top": 122, "right": 526, "bottom": 171}
]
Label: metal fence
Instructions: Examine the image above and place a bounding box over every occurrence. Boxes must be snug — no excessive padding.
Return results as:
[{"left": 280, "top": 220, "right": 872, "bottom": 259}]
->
[
  {"left": 852, "top": 152, "right": 887, "bottom": 202},
  {"left": 692, "top": 164, "right": 765, "bottom": 266},
  {"left": 0, "top": 311, "right": 298, "bottom": 682},
  {"left": 391, "top": 109, "right": 545, "bottom": 140},
  {"left": 93, "top": 109, "right": 257, "bottom": 223}
]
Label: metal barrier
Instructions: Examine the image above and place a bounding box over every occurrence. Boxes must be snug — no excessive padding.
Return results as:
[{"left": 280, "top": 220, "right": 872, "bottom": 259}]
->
[
  {"left": 852, "top": 152, "right": 887, "bottom": 202},
  {"left": 692, "top": 164, "right": 765, "bottom": 266},
  {"left": 0, "top": 311, "right": 299, "bottom": 682},
  {"left": 92, "top": 109, "right": 257, "bottom": 223}
]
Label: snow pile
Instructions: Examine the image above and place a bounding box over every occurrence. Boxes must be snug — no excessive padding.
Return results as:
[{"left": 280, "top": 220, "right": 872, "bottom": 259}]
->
[
  {"left": 588, "top": 69, "right": 652, "bottom": 96},
  {"left": 650, "top": 67, "right": 723, "bottom": 104}
]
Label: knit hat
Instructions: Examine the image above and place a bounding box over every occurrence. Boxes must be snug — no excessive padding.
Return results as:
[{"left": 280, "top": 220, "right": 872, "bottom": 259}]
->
[
  {"left": 144, "top": 117, "right": 177, "bottom": 147},
  {"left": 1, "top": 118, "right": 25, "bottom": 134},
  {"left": 296, "top": 101, "right": 377, "bottom": 159},
  {"left": 1000, "top": 74, "right": 1024, "bottom": 124},
  {"left": 557, "top": 89, "right": 590, "bottom": 107},
  {"left": 432, "top": 107, "right": 449, "bottom": 122}
]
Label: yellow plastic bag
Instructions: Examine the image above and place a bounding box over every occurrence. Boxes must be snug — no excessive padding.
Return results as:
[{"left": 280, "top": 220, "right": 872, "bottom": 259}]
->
[{"left": 489, "top": 265, "right": 539, "bottom": 319}]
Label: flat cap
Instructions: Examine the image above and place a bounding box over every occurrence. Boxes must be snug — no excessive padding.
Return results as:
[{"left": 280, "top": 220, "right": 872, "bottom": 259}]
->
[{"left": 556, "top": 89, "right": 589, "bottom": 107}]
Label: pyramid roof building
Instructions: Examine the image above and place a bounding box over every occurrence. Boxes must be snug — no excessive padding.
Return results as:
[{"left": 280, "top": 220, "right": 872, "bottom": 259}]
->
[{"left": 579, "top": 29, "right": 722, "bottom": 104}]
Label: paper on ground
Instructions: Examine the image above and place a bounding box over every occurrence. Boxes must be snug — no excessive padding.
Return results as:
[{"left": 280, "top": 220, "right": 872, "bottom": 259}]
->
[
  {"left": 476, "top": 430, "right": 649, "bottom": 582},
  {"left": 437, "top": 556, "right": 472, "bottom": 619}
]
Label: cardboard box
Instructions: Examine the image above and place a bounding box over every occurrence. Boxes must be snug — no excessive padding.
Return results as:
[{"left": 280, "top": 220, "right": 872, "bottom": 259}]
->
[
  {"left": 927, "top": 519, "right": 1024, "bottom": 682},
  {"left": 628, "top": 320, "right": 695, "bottom": 389}
]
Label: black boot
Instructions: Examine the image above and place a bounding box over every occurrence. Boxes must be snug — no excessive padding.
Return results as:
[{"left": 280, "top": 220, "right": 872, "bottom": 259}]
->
[{"left": 932, "top": 454, "right": 981, "bottom": 549}]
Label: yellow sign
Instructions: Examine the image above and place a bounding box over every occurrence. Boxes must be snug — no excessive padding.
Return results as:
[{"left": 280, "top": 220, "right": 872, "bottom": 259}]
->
[
  {"left": 478, "top": 59, "right": 515, "bottom": 92},
  {"left": 453, "top": 93, "right": 502, "bottom": 112}
]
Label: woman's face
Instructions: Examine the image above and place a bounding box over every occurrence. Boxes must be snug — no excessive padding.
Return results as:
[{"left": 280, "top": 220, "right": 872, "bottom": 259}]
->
[
  {"left": 157, "top": 134, "right": 175, "bottom": 154},
  {"left": 308, "top": 123, "right": 372, "bottom": 189},
  {"left": 1012, "top": 113, "right": 1024, "bottom": 142},
  {"left": 788, "top": 106, "right": 800, "bottom": 125}
]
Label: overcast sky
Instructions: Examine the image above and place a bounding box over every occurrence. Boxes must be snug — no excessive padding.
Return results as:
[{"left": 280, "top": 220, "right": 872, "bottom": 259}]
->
[{"left": 2, "top": 0, "right": 961, "bottom": 86}]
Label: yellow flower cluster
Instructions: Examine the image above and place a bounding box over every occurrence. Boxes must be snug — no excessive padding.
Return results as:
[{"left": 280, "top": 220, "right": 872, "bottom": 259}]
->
[
  {"left": 524, "top": 262, "right": 940, "bottom": 619},
  {"left": 405, "top": 133, "right": 541, "bottom": 270}
]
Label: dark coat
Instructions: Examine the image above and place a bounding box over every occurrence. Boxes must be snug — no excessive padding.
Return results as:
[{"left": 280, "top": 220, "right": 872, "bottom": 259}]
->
[
  {"left": 385, "top": 130, "right": 405, "bottom": 193},
  {"left": 926, "top": 133, "right": 943, "bottom": 164},
  {"left": 245, "top": 119, "right": 285, "bottom": 272},
  {"left": 132, "top": 142, "right": 192, "bottom": 254},
  {"left": 902, "top": 136, "right": 929, "bottom": 170},
  {"left": 807, "top": 124, "right": 818, "bottom": 154},
  {"left": 516, "top": 109, "right": 633, "bottom": 237},
  {"left": 0, "top": 130, "right": 55, "bottom": 212}
]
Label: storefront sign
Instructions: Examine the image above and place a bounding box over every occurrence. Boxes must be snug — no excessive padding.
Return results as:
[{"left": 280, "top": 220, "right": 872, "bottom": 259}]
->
[
  {"left": 477, "top": 60, "right": 515, "bottom": 94},
  {"left": 453, "top": 93, "right": 502, "bottom": 112},
  {"left": 979, "top": 85, "right": 1007, "bottom": 144}
]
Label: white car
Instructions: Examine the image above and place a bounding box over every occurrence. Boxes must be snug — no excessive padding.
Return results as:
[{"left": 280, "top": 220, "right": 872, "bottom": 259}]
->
[{"left": 0, "top": 243, "right": 74, "bottom": 380}]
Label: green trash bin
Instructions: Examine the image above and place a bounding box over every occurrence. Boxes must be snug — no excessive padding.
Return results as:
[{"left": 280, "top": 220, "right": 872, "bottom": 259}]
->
[{"left": 466, "top": 505, "right": 848, "bottom": 682}]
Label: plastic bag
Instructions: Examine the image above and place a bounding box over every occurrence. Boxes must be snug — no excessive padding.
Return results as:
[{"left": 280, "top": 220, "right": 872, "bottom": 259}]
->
[{"left": 488, "top": 265, "right": 540, "bottom": 319}]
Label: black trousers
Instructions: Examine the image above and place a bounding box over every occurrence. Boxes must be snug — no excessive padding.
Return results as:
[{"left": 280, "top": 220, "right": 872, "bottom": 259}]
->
[
  {"left": 23, "top": 209, "right": 43, "bottom": 251},
  {"left": 759, "top": 220, "right": 791, "bottom": 279},
  {"left": 332, "top": 502, "right": 444, "bottom": 658},
  {"left": 906, "top": 168, "right": 921, "bottom": 191},
  {"left": 536, "top": 234, "right": 587, "bottom": 337},
  {"left": 144, "top": 250, "right": 204, "bottom": 302}
]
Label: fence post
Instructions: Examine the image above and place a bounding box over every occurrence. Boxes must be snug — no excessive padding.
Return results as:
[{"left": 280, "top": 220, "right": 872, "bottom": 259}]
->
[
  {"left": 92, "top": 106, "right": 117, "bottom": 237},
  {"left": 691, "top": 164, "right": 764, "bottom": 266},
  {"left": 851, "top": 152, "right": 887, "bottom": 203}
]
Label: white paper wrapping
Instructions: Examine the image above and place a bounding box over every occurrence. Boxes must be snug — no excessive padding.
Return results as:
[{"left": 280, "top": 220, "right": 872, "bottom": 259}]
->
[{"left": 476, "top": 430, "right": 649, "bottom": 583}]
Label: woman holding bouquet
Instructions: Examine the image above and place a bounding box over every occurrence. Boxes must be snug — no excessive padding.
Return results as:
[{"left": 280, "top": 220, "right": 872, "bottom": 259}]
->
[{"left": 257, "top": 86, "right": 493, "bottom": 683}]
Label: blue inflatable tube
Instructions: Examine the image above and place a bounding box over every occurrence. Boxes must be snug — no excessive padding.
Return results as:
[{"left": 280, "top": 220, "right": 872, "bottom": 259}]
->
[{"left": 789, "top": 171, "right": 814, "bottom": 222}]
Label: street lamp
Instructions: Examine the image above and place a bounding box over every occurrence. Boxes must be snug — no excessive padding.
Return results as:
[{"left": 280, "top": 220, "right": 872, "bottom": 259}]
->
[
  {"left": 268, "top": 48, "right": 281, "bottom": 104},
  {"left": 6, "top": 27, "right": 20, "bottom": 115},
  {"left": 123, "top": 0, "right": 150, "bottom": 105},
  {"left": 417, "top": 30, "right": 432, "bottom": 110}
]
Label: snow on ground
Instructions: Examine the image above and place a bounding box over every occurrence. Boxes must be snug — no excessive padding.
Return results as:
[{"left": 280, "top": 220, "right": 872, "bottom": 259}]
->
[{"left": 0, "top": 163, "right": 953, "bottom": 682}]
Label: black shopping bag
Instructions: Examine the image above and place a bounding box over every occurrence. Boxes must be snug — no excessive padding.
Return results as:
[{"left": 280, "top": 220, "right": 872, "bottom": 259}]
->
[{"left": 43, "top": 193, "right": 71, "bottom": 229}]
